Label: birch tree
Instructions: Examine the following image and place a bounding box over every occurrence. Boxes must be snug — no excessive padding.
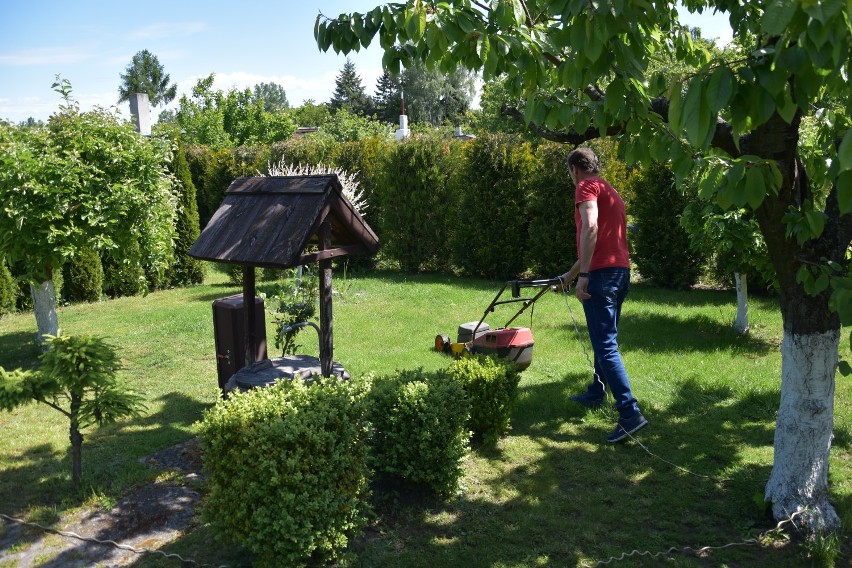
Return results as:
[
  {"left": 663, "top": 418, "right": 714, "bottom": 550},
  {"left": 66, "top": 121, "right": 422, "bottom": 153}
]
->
[
  {"left": 0, "top": 78, "right": 177, "bottom": 345},
  {"left": 316, "top": 0, "right": 852, "bottom": 534}
]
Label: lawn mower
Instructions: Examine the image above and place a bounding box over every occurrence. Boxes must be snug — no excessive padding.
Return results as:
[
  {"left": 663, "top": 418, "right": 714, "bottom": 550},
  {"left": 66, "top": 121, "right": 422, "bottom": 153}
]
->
[{"left": 434, "top": 278, "right": 561, "bottom": 371}]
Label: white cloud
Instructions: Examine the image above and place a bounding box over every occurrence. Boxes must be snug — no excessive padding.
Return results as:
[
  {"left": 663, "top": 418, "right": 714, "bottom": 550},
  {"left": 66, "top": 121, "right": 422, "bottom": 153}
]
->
[
  {"left": 0, "top": 47, "right": 92, "bottom": 67},
  {"left": 127, "top": 22, "right": 207, "bottom": 41}
]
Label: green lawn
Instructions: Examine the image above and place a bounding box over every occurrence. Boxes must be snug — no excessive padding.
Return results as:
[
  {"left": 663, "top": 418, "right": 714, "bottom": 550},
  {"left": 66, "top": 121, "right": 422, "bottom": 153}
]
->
[{"left": 1, "top": 269, "right": 850, "bottom": 567}]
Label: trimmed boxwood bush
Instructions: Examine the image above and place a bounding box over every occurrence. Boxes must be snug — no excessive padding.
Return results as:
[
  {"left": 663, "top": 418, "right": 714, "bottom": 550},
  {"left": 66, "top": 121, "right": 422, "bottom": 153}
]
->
[
  {"left": 61, "top": 247, "right": 103, "bottom": 303},
  {"left": 447, "top": 354, "right": 521, "bottom": 445},
  {"left": 197, "top": 376, "right": 372, "bottom": 567},
  {"left": 367, "top": 368, "right": 469, "bottom": 497}
]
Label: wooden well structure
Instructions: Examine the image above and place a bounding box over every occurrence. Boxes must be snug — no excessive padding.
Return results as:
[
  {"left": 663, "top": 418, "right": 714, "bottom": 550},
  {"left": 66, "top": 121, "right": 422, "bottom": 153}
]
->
[{"left": 189, "top": 175, "right": 379, "bottom": 378}]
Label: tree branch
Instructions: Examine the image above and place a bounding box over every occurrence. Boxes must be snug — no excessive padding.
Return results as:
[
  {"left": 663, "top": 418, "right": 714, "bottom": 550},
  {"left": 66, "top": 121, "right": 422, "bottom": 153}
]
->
[{"left": 501, "top": 97, "right": 740, "bottom": 157}]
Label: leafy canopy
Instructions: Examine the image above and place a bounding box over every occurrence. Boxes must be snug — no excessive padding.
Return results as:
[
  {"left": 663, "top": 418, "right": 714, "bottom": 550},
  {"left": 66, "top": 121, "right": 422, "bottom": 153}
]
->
[
  {"left": 316, "top": 1, "right": 851, "bottom": 208},
  {"left": 0, "top": 77, "right": 178, "bottom": 284},
  {"left": 118, "top": 49, "right": 177, "bottom": 107}
]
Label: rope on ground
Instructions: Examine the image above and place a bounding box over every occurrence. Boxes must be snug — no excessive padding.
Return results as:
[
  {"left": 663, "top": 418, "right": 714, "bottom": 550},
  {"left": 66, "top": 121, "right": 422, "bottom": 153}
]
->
[
  {"left": 581, "top": 511, "right": 802, "bottom": 566},
  {"left": 0, "top": 512, "right": 228, "bottom": 568}
]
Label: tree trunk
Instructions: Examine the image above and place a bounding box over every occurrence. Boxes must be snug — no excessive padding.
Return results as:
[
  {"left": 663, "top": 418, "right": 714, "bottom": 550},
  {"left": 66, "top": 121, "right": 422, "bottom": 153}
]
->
[
  {"left": 733, "top": 272, "right": 749, "bottom": 335},
  {"left": 764, "top": 329, "right": 840, "bottom": 533},
  {"left": 69, "top": 396, "right": 83, "bottom": 488},
  {"left": 30, "top": 278, "right": 58, "bottom": 348}
]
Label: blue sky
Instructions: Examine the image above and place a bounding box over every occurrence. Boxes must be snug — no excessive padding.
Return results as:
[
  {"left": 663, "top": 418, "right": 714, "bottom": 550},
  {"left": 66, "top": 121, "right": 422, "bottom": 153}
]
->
[{"left": 0, "top": 1, "right": 731, "bottom": 124}]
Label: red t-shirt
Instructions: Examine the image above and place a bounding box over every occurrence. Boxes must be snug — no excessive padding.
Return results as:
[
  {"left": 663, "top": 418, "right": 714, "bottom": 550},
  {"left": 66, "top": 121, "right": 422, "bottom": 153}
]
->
[{"left": 574, "top": 176, "right": 630, "bottom": 271}]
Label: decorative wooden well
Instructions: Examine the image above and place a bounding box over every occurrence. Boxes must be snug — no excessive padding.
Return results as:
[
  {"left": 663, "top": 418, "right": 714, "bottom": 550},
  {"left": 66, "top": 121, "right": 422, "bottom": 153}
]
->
[{"left": 189, "top": 175, "right": 379, "bottom": 379}]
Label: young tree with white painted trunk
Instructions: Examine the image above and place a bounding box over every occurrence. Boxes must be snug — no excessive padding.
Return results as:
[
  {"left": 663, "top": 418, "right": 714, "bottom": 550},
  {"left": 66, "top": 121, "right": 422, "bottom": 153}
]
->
[
  {"left": 0, "top": 78, "right": 177, "bottom": 345},
  {"left": 318, "top": 0, "right": 852, "bottom": 534}
]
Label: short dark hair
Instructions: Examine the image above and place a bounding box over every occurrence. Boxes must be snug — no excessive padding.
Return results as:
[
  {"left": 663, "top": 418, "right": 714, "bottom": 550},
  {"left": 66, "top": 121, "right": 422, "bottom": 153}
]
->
[{"left": 567, "top": 147, "right": 600, "bottom": 173}]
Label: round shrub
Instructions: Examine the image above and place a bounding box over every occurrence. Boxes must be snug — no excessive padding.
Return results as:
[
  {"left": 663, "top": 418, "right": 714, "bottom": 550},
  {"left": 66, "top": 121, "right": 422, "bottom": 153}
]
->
[
  {"left": 630, "top": 162, "right": 705, "bottom": 289},
  {"left": 367, "top": 368, "right": 470, "bottom": 497},
  {"left": 61, "top": 248, "right": 103, "bottom": 303},
  {"left": 446, "top": 354, "right": 521, "bottom": 446},
  {"left": 197, "top": 376, "right": 372, "bottom": 567}
]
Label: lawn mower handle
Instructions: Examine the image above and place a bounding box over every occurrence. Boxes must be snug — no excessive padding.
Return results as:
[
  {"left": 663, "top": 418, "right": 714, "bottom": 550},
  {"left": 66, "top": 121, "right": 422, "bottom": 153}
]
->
[
  {"left": 508, "top": 278, "right": 563, "bottom": 298},
  {"left": 472, "top": 278, "right": 563, "bottom": 335}
]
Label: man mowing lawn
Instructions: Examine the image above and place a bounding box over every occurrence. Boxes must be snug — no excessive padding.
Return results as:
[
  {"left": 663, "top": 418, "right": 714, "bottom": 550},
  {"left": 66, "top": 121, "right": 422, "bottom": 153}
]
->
[{"left": 558, "top": 147, "right": 648, "bottom": 443}]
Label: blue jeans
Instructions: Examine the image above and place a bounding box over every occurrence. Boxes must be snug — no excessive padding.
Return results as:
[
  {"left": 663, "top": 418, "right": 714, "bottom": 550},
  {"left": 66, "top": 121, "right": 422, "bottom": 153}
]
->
[{"left": 581, "top": 268, "right": 640, "bottom": 419}]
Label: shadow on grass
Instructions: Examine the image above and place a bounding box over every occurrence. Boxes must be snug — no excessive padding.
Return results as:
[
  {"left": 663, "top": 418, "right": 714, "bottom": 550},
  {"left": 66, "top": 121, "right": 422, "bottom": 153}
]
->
[
  {"left": 335, "top": 375, "right": 788, "bottom": 567},
  {"left": 618, "top": 312, "right": 777, "bottom": 355},
  {"left": 0, "top": 392, "right": 209, "bottom": 517},
  {"left": 0, "top": 331, "right": 42, "bottom": 370}
]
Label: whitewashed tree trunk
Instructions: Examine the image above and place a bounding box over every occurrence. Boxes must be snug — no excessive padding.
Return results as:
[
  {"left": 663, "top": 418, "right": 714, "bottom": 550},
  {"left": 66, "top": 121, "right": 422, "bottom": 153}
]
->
[
  {"left": 30, "top": 279, "right": 58, "bottom": 347},
  {"left": 733, "top": 272, "right": 749, "bottom": 335},
  {"left": 764, "top": 330, "right": 840, "bottom": 533}
]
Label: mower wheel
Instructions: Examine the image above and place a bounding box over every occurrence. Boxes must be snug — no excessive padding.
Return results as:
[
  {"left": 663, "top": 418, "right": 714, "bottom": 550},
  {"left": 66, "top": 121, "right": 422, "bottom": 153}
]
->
[{"left": 435, "top": 334, "right": 451, "bottom": 353}]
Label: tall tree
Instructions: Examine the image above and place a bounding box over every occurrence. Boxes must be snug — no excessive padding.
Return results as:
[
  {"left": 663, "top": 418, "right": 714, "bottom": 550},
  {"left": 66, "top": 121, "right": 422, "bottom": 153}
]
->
[
  {"left": 0, "top": 78, "right": 177, "bottom": 344},
  {"left": 118, "top": 49, "right": 177, "bottom": 107},
  {"left": 317, "top": 1, "right": 852, "bottom": 534},
  {"left": 373, "top": 70, "right": 402, "bottom": 123},
  {"left": 253, "top": 82, "right": 290, "bottom": 113},
  {"left": 329, "top": 59, "right": 373, "bottom": 115}
]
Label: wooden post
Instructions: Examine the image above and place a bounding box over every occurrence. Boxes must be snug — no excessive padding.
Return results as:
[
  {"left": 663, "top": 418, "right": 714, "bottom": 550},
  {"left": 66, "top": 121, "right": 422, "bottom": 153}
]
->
[
  {"left": 242, "top": 265, "right": 257, "bottom": 367},
  {"left": 319, "top": 220, "right": 333, "bottom": 377}
]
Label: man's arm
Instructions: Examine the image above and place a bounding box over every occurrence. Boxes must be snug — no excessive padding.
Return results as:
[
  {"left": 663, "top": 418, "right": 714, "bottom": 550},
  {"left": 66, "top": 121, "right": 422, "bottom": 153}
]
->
[{"left": 575, "top": 200, "right": 598, "bottom": 300}]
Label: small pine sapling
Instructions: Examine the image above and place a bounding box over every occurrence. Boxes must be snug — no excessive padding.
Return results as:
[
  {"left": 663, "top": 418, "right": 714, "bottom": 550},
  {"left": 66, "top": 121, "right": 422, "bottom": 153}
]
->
[{"left": 0, "top": 334, "right": 145, "bottom": 487}]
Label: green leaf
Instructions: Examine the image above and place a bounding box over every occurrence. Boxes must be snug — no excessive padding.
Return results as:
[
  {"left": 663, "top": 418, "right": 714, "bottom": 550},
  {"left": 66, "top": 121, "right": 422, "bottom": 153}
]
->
[
  {"left": 744, "top": 165, "right": 767, "bottom": 209},
  {"left": 477, "top": 33, "right": 490, "bottom": 63},
  {"left": 838, "top": 171, "right": 852, "bottom": 215},
  {"left": 805, "top": 209, "right": 826, "bottom": 238},
  {"left": 838, "top": 130, "right": 852, "bottom": 172},
  {"left": 682, "top": 78, "right": 710, "bottom": 147},
  {"left": 667, "top": 81, "right": 684, "bottom": 133},
  {"left": 762, "top": 0, "right": 798, "bottom": 35},
  {"left": 705, "top": 66, "right": 735, "bottom": 113},
  {"left": 512, "top": 0, "right": 527, "bottom": 25}
]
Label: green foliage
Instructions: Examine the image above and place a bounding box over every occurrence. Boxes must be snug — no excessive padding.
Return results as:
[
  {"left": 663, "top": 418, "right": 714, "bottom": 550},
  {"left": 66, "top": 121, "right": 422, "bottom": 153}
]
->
[
  {"left": 366, "top": 368, "right": 469, "bottom": 497},
  {"left": 0, "top": 80, "right": 176, "bottom": 338},
  {"left": 631, "top": 163, "right": 705, "bottom": 289},
  {"left": 169, "top": 142, "right": 205, "bottom": 286},
  {"left": 452, "top": 133, "right": 535, "bottom": 279},
  {"left": 197, "top": 377, "right": 372, "bottom": 567},
  {"left": 0, "top": 333, "right": 144, "bottom": 486},
  {"left": 329, "top": 59, "right": 373, "bottom": 116},
  {"left": 61, "top": 248, "right": 103, "bottom": 303},
  {"left": 268, "top": 268, "right": 319, "bottom": 355},
  {"left": 184, "top": 146, "right": 238, "bottom": 228},
  {"left": 525, "top": 143, "right": 577, "bottom": 277},
  {"left": 681, "top": 203, "right": 776, "bottom": 292},
  {"left": 446, "top": 354, "right": 521, "bottom": 446},
  {"left": 377, "top": 134, "right": 459, "bottom": 272},
  {"left": 0, "top": 259, "right": 16, "bottom": 317},
  {"left": 313, "top": 107, "right": 393, "bottom": 143},
  {"left": 172, "top": 74, "right": 296, "bottom": 149},
  {"left": 118, "top": 49, "right": 177, "bottom": 107},
  {"left": 252, "top": 82, "right": 289, "bottom": 112},
  {"left": 290, "top": 99, "right": 331, "bottom": 128},
  {"left": 101, "top": 240, "right": 146, "bottom": 298}
]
